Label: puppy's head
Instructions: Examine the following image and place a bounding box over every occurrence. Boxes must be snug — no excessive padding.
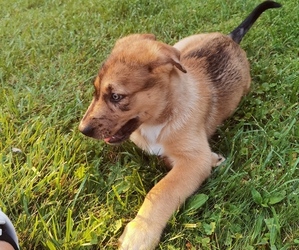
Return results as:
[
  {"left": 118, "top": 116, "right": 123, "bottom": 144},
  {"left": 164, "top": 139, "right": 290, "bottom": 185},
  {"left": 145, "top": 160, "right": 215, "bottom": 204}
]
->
[{"left": 79, "top": 34, "right": 186, "bottom": 144}]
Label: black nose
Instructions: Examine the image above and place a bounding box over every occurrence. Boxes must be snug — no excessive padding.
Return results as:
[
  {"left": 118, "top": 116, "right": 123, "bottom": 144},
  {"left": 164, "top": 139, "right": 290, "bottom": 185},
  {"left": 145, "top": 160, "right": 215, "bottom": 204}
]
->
[{"left": 79, "top": 124, "right": 94, "bottom": 137}]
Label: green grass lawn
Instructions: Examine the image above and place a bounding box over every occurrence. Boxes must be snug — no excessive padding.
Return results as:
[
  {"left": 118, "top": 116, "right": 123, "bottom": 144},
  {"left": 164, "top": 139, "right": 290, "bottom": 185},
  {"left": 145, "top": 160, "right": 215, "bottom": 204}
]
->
[{"left": 0, "top": 0, "right": 298, "bottom": 249}]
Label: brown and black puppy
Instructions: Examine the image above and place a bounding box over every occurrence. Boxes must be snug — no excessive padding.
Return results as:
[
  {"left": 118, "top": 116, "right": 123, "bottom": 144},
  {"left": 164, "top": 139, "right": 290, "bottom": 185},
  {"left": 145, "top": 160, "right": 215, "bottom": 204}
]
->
[{"left": 79, "top": 1, "right": 281, "bottom": 249}]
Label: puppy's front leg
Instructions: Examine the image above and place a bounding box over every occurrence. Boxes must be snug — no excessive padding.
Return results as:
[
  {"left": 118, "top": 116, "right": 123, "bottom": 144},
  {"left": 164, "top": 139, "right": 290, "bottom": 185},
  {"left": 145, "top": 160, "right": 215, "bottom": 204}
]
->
[{"left": 118, "top": 149, "right": 214, "bottom": 250}]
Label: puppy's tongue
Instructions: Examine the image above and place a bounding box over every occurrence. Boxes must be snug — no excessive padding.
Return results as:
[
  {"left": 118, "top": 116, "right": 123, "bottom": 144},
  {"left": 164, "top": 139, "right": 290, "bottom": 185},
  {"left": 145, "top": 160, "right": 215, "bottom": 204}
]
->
[
  {"left": 104, "top": 138, "right": 111, "bottom": 143},
  {"left": 104, "top": 135, "right": 122, "bottom": 144}
]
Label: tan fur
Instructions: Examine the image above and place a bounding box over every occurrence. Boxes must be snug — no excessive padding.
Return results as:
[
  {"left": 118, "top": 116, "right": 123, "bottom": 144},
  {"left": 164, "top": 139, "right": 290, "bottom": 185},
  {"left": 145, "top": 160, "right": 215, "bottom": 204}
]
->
[{"left": 79, "top": 32, "right": 250, "bottom": 249}]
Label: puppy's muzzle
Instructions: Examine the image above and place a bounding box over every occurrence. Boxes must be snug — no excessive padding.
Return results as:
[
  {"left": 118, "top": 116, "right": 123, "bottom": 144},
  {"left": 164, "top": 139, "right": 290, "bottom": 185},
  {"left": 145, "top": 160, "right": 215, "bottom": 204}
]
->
[
  {"left": 78, "top": 117, "right": 141, "bottom": 144},
  {"left": 78, "top": 123, "right": 94, "bottom": 137}
]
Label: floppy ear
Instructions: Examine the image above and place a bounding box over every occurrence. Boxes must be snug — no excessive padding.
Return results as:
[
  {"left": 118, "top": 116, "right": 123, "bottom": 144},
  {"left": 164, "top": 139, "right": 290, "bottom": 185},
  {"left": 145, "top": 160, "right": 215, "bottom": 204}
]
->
[
  {"left": 138, "top": 34, "right": 156, "bottom": 40},
  {"left": 169, "top": 54, "right": 187, "bottom": 73},
  {"left": 158, "top": 44, "right": 187, "bottom": 73},
  {"left": 115, "top": 33, "right": 156, "bottom": 47}
]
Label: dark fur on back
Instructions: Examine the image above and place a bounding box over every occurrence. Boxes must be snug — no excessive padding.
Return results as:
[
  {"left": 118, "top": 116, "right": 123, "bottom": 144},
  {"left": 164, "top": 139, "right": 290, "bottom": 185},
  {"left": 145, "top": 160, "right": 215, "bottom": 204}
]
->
[{"left": 184, "top": 37, "right": 242, "bottom": 87}]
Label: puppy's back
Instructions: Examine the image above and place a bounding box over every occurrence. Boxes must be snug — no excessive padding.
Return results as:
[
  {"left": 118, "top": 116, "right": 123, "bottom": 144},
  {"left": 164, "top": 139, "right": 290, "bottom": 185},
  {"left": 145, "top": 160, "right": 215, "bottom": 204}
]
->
[{"left": 175, "top": 33, "right": 251, "bottom": 136}]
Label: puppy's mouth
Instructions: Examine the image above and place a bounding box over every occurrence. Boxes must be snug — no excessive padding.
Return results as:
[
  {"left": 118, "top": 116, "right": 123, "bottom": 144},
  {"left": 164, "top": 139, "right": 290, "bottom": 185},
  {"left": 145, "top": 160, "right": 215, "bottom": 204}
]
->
[{"left": 104, "top": 117, "right": 140, "bottom": 144}]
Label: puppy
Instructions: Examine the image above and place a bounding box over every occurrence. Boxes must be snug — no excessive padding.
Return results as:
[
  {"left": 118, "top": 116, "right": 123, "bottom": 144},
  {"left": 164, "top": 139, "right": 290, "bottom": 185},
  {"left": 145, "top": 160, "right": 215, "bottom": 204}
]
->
[{"left": 79, "top": 1, "right": 281, "bottom": 249}]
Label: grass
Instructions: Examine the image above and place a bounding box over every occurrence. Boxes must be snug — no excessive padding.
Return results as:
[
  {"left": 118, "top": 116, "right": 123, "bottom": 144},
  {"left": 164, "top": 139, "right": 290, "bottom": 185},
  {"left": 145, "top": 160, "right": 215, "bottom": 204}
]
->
[{"left": 0, "top": 0, "right": 298, "bottom": 249}]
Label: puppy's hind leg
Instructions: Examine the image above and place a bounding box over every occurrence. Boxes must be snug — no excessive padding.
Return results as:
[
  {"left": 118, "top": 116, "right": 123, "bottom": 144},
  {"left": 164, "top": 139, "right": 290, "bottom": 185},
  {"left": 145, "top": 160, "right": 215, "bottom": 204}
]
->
[{"left": 212, "top": 152, "right": 225, "bottom": 167}]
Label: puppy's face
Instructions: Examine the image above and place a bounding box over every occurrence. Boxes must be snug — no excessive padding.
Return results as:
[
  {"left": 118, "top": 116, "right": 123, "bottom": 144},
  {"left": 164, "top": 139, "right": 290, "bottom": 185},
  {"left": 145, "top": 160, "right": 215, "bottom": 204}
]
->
[{"left": 79, "top": 34, "right": 186, "bottom": 144}]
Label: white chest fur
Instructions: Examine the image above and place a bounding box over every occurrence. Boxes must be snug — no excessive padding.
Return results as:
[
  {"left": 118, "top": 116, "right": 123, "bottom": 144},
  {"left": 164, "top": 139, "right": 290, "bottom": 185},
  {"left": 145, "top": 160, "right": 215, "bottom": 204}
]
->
[{"left": 132, "top": 123, "right": 165, "bottom": 156}]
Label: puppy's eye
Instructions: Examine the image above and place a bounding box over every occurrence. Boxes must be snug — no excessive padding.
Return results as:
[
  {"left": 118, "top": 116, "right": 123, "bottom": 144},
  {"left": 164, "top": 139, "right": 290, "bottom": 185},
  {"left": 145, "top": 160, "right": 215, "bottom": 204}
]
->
[{"left": 110, "top": 93, "right": 124, "bottom": 102}]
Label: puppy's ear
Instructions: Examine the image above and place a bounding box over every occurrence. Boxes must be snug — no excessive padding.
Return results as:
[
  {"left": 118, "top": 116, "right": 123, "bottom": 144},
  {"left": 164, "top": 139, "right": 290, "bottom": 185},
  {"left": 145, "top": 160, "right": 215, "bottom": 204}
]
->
[
  {"left": 139, "top": 34, "right": 156, "bottom": 40},
  {"left": 115, "top": 34, "right": 156, "bottom": 47},
  {"left": 156, "top": 44, "right": 187, "bottom": 73},
  {"left": 169, "top": 54, "right": 187, "bottom": 73}
]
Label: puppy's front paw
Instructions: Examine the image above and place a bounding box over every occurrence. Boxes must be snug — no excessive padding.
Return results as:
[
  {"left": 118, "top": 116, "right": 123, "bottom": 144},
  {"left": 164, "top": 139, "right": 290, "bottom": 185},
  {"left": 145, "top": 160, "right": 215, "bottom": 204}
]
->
[
  {"left": 212, "top": 152, "right": 226, "bottom": 167},
  {"left": 118, "top": 218, "right": 161, "bottom": 250}
]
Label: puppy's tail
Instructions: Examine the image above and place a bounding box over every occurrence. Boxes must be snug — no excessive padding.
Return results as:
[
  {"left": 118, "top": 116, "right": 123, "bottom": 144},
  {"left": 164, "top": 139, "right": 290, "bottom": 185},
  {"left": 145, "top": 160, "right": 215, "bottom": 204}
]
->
[{"left": 229, "top": 1, "right": 281, "bottom": 44}]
